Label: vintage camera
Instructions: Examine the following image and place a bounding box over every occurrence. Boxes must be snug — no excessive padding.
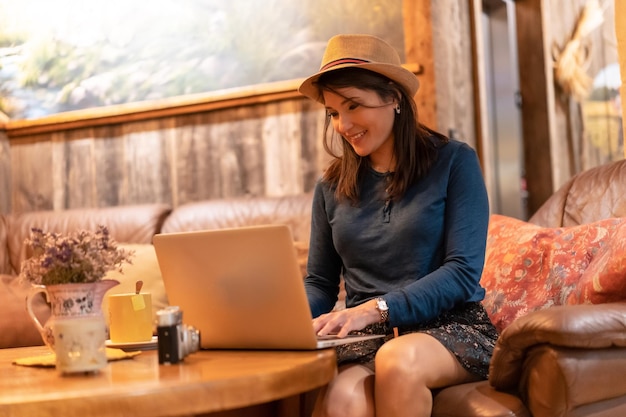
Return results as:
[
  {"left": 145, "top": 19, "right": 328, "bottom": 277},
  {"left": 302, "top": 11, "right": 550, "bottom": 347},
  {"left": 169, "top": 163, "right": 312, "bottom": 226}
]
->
[{"left": 156, "top": 306, "right": 201, "bottom": 364}]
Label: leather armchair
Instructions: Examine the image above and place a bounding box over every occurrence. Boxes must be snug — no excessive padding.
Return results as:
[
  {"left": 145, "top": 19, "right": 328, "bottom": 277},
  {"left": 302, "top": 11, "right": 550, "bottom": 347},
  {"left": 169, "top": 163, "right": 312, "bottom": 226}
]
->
[{"left": 432, "top": 159, "right": 626, "bottom": 417}]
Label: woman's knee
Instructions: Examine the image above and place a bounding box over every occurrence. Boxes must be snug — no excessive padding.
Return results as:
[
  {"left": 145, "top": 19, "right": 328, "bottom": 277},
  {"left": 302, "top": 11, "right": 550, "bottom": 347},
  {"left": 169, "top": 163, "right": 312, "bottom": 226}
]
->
[
  {"left": 375, "top": 336, "right": 420, "bottom": 378},
  {"left": 375, "top": 333, "right": 476, "bottom": 389},
  {"left": 314, "top": 365, "right": 375, "bottom": 417}
]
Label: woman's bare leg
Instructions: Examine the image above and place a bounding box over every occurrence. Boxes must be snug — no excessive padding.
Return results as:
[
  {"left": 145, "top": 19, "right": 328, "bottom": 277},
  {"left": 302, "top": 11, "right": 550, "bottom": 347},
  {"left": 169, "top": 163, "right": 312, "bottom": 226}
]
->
[
  {"left": 313, "top": 333, "right": 481, "bottom": 417},
  {"left": 312, "top": 363, "right": 375, "bottom": 417},
  {"left": 374, "top": 333, "right": 481, "bottom": 417}
]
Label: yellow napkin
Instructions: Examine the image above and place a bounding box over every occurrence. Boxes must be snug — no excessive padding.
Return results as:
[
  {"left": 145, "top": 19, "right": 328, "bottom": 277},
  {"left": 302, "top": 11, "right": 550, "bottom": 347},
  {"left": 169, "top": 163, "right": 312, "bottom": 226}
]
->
[{"left": 13, "top": 348, "right": 141, "bottom": 367}]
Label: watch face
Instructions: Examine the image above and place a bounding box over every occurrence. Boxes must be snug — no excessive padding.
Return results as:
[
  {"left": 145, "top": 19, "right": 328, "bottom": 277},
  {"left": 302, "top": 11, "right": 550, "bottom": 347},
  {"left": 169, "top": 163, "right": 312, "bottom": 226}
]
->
[{"left": 376, "top": 298, "right": 389, "bottom": 323}]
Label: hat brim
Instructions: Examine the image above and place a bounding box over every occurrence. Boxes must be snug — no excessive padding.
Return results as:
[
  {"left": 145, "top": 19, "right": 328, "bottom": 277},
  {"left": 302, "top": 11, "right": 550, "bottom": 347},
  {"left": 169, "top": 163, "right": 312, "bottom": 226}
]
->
[{"left": 298, "top": 62, "right": 419, "bottom": 104}]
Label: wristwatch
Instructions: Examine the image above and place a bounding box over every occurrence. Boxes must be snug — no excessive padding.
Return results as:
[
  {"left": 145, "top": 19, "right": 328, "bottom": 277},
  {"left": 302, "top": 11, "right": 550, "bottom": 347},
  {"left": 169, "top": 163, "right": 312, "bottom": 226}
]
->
[{"left": 375, "top": 297, "right": 389, "bottom": 323}]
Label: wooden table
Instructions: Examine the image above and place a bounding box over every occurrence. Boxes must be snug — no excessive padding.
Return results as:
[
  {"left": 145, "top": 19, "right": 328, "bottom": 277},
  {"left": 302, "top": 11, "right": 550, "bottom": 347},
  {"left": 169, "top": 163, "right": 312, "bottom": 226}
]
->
[{"left": 0, "top": 345, "right": 336, "bottom": 417}]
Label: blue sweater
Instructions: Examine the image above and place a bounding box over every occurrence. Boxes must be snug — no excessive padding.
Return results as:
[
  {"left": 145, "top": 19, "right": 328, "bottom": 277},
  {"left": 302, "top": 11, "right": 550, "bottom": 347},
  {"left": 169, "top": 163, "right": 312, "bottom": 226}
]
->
[{"left": 304, "top": 139, "right": 490, "bottom": 328}]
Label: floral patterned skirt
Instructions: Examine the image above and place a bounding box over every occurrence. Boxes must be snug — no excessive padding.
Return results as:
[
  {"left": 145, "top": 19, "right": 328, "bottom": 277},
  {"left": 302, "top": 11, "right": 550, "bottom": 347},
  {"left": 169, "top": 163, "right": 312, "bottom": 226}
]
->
[{"left": 335, "top": 302, "right": 498, "bottom": 379}]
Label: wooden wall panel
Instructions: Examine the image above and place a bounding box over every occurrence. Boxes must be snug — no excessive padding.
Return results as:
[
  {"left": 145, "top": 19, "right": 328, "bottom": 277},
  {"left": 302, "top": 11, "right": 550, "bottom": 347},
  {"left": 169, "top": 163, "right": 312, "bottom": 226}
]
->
[
  {"left": 300, "top": 101, "right": 329, "bottom": 188},
  {"left": 546, "top": 0, "right": 619, "bottom": 186},
  {"left": 403, "top": 0, "right": 437, "bottom": 129},
  {"left": 0, "top": 129, "right": 11, "bottom": 213},
  {"left": 430, "top": 0, "right": 476, "bottom": 147},
  {"left": 532, "top": 0, "right": 623, "bottom": 190},
  {"left": 11, "top": 140, "right": 54, "bottom": 212},
  {"left": 262, "top": 102, "right": 302, "bottom": 196},
  {"left": 404, "top": 0, "right": 476, "bottom": 147},
  {"left": 580, "top": 0, "right": 620, "bottom": 165},
  {"left": 63, "top": 137, "right": 95, "bottom": 209},
  {"left": 172, "top": 116, "right": 207, "bottom": 205},
  {"left": 123, "top": 120, "right": 173, "bottom": 206},
  {"left": 618, "top": 0, "right": 626, "bottom": 158},
  {"left": 515, "top": 0, "right": 554, "bottom": 215},
  {"left": 9, "top": 98, "right": 328, "bottom": 213},
  {"left": 93, "top": 129, "right": 127, "bottom": 207}
]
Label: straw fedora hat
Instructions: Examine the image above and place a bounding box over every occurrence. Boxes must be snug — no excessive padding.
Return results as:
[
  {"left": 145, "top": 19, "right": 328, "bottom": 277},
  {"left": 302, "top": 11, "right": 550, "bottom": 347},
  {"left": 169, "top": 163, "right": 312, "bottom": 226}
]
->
[{"left": 298, "top": 34, "right": 419, "bottom": 103}]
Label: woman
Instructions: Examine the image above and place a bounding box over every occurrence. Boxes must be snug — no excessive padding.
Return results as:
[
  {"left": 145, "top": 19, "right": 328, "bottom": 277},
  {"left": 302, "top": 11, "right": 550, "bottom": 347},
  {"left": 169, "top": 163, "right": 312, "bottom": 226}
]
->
[{"left": 298, "top": 34, "right": 498, "bottom": 417}]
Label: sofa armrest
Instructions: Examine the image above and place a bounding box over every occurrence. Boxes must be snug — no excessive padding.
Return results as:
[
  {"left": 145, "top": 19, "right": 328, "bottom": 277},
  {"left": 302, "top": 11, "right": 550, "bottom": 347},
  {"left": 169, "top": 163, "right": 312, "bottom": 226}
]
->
[
  {"left": 520, "top": 345, "right": 626, "bottom": 417},
  {"left": 489, "top": 302, "right": 626, "bottom": 390},
  {"left": 0, "top": 274, "right": 49, "bottom": 348}
]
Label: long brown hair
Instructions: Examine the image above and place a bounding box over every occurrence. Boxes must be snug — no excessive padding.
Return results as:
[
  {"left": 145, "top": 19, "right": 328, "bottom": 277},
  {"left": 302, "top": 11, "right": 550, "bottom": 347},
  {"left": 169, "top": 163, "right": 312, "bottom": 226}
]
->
[{"left": 316, "top": 68, "right": 447, "bottom": 203}]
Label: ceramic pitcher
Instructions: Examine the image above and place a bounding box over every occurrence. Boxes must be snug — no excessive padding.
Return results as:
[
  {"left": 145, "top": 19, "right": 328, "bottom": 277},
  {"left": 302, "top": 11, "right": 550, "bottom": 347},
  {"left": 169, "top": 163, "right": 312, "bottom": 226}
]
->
[{"left": 26, "top": 280, "right": 119, "bottom": 373}]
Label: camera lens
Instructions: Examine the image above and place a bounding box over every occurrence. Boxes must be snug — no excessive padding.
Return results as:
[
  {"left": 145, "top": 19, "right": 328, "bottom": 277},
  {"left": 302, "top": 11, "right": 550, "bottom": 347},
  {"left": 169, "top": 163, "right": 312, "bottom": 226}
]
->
[{"left": 181, "top": 325, "right": 201, "bottom": 356}]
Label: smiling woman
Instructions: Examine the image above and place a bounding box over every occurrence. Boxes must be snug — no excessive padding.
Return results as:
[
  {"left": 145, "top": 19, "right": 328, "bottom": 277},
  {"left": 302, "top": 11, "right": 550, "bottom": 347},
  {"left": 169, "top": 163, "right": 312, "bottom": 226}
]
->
[
  {"left": 298, "top": 34, "right": 496, "bottom": 417},
  {"left": 0, "top": 0, "right": 404, "bottom": 120}
]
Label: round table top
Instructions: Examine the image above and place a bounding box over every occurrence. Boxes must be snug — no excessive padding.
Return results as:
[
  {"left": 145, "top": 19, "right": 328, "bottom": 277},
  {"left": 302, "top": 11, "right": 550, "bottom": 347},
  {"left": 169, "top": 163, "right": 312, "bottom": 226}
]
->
[{"left": 0, "top": 345, "right": 336, "bottom": 417}]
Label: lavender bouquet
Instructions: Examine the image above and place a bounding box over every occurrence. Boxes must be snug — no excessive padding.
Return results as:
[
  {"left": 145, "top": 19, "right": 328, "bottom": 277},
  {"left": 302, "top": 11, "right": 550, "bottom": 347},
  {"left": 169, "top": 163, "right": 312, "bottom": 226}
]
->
[{"left": 19, "top": 225, "right": 133, "bottom": 286}]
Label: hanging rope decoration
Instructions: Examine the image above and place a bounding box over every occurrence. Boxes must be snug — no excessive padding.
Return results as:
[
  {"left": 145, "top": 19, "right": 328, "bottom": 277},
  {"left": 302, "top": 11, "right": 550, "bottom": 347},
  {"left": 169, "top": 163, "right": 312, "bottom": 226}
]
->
[{"left": 552, "top": 0, "right": 606, "bottom": 102}]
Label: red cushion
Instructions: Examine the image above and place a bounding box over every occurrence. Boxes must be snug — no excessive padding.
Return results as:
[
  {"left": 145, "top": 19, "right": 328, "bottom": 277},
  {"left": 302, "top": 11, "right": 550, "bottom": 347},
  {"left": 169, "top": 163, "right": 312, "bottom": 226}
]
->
[
  {"left": 480, "top": 215, "right": 626, "bottom": 333},
  {"left": 579, "top": 233, "right": 626, "bottom": 303}
]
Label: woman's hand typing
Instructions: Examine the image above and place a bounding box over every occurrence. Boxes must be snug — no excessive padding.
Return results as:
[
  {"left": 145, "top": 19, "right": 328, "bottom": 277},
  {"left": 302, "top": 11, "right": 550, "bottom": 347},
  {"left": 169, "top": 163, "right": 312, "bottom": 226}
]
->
[{"left": 312, "top": 299, "right": 381, "bottom": 338}]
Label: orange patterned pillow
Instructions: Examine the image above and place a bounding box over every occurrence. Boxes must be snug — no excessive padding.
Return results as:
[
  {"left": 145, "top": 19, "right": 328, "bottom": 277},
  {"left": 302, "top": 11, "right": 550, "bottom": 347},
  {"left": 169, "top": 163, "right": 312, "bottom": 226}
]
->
[
  {"left": 481, "top": 215, "right": 626, "bottom": 333},
  {"left": 578, "top": 233, "right": 626, "bottom": 303}
]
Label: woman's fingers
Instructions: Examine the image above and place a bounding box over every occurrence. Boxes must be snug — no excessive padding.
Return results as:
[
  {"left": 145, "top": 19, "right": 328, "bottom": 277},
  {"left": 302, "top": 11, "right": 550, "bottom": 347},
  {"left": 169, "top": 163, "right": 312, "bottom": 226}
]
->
[{"left": 313, "top": 301, "right": 378, "bottom": 337}]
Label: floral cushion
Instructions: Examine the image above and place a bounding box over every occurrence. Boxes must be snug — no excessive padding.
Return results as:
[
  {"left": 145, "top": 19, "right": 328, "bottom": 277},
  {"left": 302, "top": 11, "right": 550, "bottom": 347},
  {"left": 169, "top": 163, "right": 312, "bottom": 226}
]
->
[
  {"left": 578, "top": 232, "right": 626, "bottom": 303},
  {"left": 481, "top": 215, "right": 626, "bottom": 333}
]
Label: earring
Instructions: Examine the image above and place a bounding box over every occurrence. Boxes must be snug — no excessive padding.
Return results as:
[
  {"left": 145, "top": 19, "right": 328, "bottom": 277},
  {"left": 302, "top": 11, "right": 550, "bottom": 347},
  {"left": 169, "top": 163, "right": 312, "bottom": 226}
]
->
[{"left": 395, "top": 104, "right": 401, "bottom": 114}]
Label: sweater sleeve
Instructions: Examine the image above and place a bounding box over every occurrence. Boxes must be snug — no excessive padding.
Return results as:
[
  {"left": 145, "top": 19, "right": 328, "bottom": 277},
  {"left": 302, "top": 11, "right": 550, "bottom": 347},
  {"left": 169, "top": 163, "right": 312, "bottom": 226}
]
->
[
  {"left": 384, "top": 144, "right": 490, "bottom": 327},
  {"left": 304, "top": 183, "right": 343, "bottom": 318}
]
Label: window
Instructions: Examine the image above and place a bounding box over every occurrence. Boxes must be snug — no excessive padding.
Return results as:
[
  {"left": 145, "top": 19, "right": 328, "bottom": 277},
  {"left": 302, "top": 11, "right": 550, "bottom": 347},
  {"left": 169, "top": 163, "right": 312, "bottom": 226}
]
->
[{"left": 0, "top": 0, "right": 404, "bottom": 119}]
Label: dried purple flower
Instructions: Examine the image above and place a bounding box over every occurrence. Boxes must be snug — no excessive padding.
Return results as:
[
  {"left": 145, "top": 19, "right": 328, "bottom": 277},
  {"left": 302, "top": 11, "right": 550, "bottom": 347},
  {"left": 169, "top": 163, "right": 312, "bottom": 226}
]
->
[{"left": 19, "top": 225, "right": 134, "bottom": 286}]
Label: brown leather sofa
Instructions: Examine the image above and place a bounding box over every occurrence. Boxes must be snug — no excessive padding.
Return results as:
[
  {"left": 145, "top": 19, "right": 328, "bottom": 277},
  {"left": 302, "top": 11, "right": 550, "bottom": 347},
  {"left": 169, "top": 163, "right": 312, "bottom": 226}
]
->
[
  {"left": 432, "top": 158, "right": 626, "bottom": 417},
  {"left": 0, "top": 194, "right": 313, "bottom": 349},
  {"left": 2, "top": 159, "right": 626, "bottom": 417}
]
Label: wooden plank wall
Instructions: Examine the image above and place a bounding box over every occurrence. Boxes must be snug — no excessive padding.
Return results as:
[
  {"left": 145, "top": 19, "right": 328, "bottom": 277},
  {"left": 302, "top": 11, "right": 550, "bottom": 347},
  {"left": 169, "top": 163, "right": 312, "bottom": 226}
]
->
[
  {"left": 513, "top": 0, "right": 619, "bottom": 215},
  {"left": 430, "top": 1, "right": 477, "bottom": 148},
  {"left": 0, "top": 128, "right": 10, "bottom": 213},
  {"left": 8, "top": 99, "right": 328, "bottom": 213},
  {"left": 618, "top": 0, "right": 626, "bottom": 157},
  {"left": 545, "top": 0, "right": 619, "bottom": 186},
  {"left": 404, "top": 0, "right": 477, "bottom": 148},
  {"left": 515, "top": 0, "right": 554, "bottom": 215}
]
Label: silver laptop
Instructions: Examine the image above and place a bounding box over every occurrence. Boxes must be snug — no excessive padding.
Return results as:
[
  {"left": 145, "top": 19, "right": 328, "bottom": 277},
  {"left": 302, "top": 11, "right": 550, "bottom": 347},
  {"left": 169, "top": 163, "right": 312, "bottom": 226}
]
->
[{"left": 152, "top": 224, "right": 384, "bottom": 350}]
